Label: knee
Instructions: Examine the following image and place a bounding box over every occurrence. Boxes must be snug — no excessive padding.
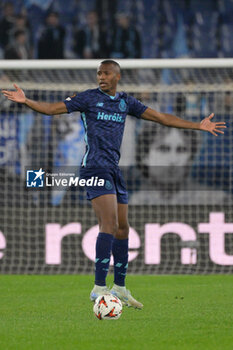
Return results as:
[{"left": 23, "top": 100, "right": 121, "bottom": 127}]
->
[
  {"left": 115, "top": 223, "right": 129, "bottom": 240},
  {"left": 100, "top": 218, "right": 119, "bottom": 236}
]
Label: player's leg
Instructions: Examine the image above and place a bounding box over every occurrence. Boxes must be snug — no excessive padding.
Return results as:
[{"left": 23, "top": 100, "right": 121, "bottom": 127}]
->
[
  {"left": 90, "top": 194, "right": 118, "bottom": 301},
  {"left": 112, "top": 203, "right": 129, "bottom": 286},
  {"left": 111, "top": 203, "right": 143, "bottom": 309},
  {"left": 92, "top": 193, "right": 118, "bottom": 235}
]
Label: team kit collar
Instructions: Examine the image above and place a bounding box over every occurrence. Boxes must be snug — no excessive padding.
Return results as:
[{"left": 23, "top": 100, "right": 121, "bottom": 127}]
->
[{"left": 98, "top": 88, "right": 124, "bottom": 101}]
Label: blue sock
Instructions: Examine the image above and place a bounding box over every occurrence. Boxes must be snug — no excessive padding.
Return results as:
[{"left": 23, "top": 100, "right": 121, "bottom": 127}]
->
[
  {"left": 95, "top": 232, "right": 113, "bottom": 286},
  {"left": 112, "top": 238, "right": 129, "bottom": 287}
]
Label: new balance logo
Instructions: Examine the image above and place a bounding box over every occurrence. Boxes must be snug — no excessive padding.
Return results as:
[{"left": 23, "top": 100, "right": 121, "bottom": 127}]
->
[
  {"left": 96, "top": 102, "right": 104, "bottom": 107},
  {"left": 26, "top": 168, "right": 45, "bottom": 188}
]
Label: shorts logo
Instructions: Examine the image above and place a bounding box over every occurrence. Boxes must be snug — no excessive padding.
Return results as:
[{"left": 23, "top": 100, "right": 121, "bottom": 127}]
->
[
  {"left": 26, "top": 168, "right": 45, "bottom": 187},
  {"left": 119, "top": 99, "right": 127, "bottom": 112},
  {"left": 105, "top": 180, "right": 113, "bottom": 190}
]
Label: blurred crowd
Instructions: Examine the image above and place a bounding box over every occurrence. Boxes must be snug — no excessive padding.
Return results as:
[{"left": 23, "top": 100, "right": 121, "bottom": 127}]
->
[
  {"left": 0, "top": 0, "right": 141, "bottom": 59},
  {"left": 0, "top": 0, "right": 233, "bottom": 60}
]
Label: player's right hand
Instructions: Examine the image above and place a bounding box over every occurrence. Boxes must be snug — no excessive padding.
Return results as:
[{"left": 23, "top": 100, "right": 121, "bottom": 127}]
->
[{"left": 1, "top": 84, "right": 26, "bottom": 104}]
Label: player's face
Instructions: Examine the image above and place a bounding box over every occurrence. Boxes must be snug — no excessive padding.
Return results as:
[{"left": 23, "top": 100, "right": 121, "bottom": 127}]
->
[{"left": 97, "top": 64, "right": 121, "bottom": 95}]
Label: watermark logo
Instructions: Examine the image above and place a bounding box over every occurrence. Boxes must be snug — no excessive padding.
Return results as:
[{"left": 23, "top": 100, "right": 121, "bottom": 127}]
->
[
  {"left": 26, "top": 168, "right": 105, "bottom": 189},
  {"left": 26, "top": 168, "right": 45, "bottom": 187}
]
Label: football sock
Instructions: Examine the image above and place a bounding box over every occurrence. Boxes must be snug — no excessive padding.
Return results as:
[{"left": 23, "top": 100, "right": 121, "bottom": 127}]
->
[
  {"left": 112, "top": 238, "right": 129, "bottom": 287},
  {"left": 95, "top": 232, "right": 113, "bottom": 286}
]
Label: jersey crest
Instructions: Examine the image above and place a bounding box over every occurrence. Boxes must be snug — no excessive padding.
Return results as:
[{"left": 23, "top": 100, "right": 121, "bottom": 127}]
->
[{"left": 119, "top": 98, "right": 127, "bottom": 112}]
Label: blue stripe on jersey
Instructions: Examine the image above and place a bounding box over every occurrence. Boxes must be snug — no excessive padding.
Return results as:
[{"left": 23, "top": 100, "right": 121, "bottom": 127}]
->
[{"left": 81, "top": 112, "right": 89, "bottom": 167}]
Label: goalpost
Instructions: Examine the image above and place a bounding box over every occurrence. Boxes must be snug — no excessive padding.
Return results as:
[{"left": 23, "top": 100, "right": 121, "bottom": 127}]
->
[{"left": 0, "top": 58, "right": 232, "bottom": 274}]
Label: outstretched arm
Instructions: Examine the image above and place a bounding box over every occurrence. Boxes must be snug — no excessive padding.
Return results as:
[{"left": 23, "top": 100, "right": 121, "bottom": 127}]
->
[
  {"left": 141, "top": 107, "right": 226, "bottom": 136},
  {"left": 1, "top": 84, "right": 68, "bottom": 115}
]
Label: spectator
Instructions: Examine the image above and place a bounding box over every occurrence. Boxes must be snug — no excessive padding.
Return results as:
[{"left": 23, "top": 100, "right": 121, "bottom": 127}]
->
[
  {"left": 8, "top": 14, "right": 33, "bottom": 57},
  {"left": 95, "top": 0, "right": 117, "bottom": 34},
  {"left": 73, "top": 11, "right": 109, "bottom": 59},
  {"left": 0, "top": 2, "right": 15, "bottom": 49},
  {"left": 110, "top": 13, "right": 141, "bottom": 58},
  {"left": 4, "top": 30, "right": 32, "bottom": 59},
  {"left": 38, "top": 11, "right": 65, "bottom": 59}
]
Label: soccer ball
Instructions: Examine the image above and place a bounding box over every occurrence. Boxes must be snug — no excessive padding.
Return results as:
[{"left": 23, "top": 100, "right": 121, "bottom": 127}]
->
[{"left": 93, "top": 293, "right": 122, "bottom": 320}]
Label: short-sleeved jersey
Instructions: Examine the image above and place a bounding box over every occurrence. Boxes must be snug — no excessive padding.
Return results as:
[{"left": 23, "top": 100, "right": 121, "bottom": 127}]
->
[{"left": 64, "top": 88, "right": 147, "bottom": 168}]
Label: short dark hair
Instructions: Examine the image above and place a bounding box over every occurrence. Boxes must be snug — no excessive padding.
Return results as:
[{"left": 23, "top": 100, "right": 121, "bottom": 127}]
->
[{"left": 100, "top": 59, "right": 121, "bottom": 73}]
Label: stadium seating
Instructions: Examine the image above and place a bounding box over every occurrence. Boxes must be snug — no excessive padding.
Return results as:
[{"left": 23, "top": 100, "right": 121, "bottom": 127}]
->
[
  {"left": 141, "top": 0, "right": 161, "bottom": 58},
  {"left": 218, "top": 0, "right": 233, "bottom": 19},
  {"left": 1, "top": 0, "right": 233, "bottom": 58},
  {"left": 190, "top": 12, "right": 219, "bottom": 58},
  {"left": 219, "top": 23, "right": 233, "bottom": 57},
  {"left": 189, "top": 0, "right": 218, "bottom": 13}
]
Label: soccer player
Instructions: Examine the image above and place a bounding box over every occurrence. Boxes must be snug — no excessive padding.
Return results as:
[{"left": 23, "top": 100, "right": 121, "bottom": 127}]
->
[{"left": 2, "top": 59, "right": 226, "bottom": 309}]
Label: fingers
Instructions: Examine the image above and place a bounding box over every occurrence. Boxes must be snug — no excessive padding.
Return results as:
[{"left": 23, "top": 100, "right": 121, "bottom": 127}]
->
[
  {"left": 215, "top": 122, "right": 226, "bottom": 127},
  {"left": 13, "top": 83, "right": 20, "bottom": 90},
  {"left": 1, "top": 84, "right": 20, "bottom": 95},
  {"left": 214, "top": 129, "right": 224, "bottom": 134},
  {"left": 1, "top": 90, "right": 16, "bottom": 101},
  {"left": 208, "top": 113, "right": 214, "bottom": 119},
  {"left": 2, "top": 90, "right": 11, "bottom": 95},
  {"left": 2, "top": 92, "right": 11, "bottom": 99},
  {"left": 214, "top": 124, "right": 227, "bottom": 132},
  {"left": 5, "top": 97, "right": 16, "bottom": 102},
  {"left": 2, "top": 91, "right": 13, "bottom": 98},
  {"left": 211, "top": 128, "right": 225, "bottom": 136}
]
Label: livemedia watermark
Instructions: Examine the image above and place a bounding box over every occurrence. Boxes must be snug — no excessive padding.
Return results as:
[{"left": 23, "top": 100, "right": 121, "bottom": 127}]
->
[{"left": 26, "top": 168, "right": 105, "bottom": 189}]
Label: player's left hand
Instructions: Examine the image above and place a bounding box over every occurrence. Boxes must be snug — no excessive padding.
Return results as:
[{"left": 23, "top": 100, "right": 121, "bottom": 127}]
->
[{"left": 200, "top": 113, "right": 226, "bottom": 136}]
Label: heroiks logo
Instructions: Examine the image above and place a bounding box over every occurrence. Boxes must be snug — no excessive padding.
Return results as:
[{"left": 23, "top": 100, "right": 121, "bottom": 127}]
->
[
  {"left": 26, "top": 168, "right": 45, "bottom": 187},
  {"left": 97, "top": 112, "right": 124, "bottom": 123}
]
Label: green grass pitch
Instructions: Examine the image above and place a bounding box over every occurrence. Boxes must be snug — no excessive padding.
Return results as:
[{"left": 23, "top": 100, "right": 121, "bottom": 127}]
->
[{"left": 0, "top": 275, "right": 232, "bottom": 350}]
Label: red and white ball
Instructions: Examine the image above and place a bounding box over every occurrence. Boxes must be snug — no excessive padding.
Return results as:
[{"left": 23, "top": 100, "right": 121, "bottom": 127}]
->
[{"left": 93, "top": 293, "right": 123, "bottom": 320}]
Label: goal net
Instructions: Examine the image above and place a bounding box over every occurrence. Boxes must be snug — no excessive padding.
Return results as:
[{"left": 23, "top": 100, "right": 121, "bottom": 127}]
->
[{"left": 0, "top": 59, "right": 232, "bottom": 274}]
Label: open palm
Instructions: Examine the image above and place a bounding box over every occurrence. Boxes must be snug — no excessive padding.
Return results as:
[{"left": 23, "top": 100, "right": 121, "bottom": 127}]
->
[
  {"left": 1, "top": 84, "right": 26, "bottom": 103},
  {"left": 200, "top": 113, "right": 226, "bottom": 136}
]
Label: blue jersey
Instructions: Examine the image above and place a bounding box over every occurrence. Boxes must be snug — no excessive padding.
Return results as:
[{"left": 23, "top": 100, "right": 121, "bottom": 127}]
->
[{"left": 64, "top": 88, "right": 147, "bottom": 167}]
